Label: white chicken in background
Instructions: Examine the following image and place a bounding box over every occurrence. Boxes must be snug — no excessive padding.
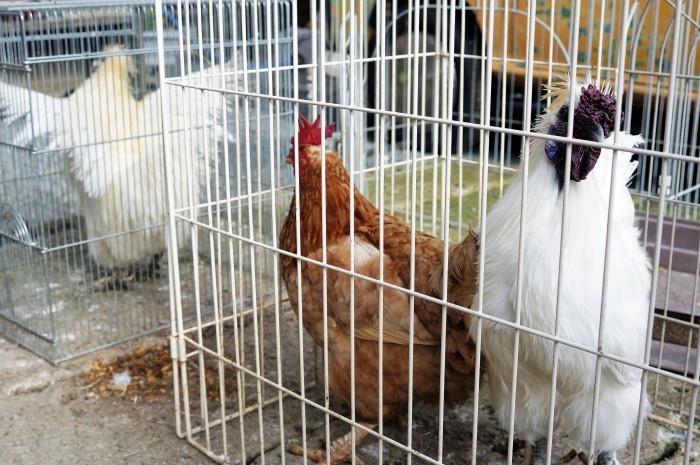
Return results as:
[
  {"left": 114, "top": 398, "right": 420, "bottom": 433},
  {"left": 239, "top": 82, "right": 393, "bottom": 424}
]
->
[
  {"left": 0, "top": 45, "right": 240, "bottom": 289},
  {"left": 475, "top": 77, "right": 651, "bottom": 465}
]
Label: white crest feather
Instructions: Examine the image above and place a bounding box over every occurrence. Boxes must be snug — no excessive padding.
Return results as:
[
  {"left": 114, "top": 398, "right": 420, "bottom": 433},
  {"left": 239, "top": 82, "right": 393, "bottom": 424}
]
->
[{"left": 541, "top": 74, "right": 614, "bottom": 116}]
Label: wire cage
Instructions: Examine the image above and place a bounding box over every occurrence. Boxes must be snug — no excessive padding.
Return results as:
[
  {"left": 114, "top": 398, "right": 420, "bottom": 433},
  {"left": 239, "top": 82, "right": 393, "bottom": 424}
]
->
[
  {"left": 164, "top": 0, "right": 698, "bottom": 464},
  {"left": 0, "top": 0, "right": 294, "bottom": 363}
]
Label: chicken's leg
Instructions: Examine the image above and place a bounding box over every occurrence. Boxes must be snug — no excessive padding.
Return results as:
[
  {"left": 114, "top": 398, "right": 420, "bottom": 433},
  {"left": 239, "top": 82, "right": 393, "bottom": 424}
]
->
[
  {"left": 133, "top": 252, "right": 166, "bottom": 280},
  {"left": 527, "top": 437, "right": 549, "bottom": 465},
  {"left": 523, "top": 437, "right": 565, "bottom": 465},
  {"left": 289, "top": 422, "right": 376, "bottom": 465},
  {"left": 91, "top": 270, "right": 134, "bottom": 291},
  {"left": 92, "top": 252, "right": 166, "bottom": 291}
]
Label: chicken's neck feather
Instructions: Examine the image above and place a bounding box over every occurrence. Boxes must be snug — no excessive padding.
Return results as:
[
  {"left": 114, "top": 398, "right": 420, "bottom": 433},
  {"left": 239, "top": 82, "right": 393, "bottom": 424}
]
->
[
  {"left": 282, "top": 162, "right": 377, "bottom": 257},
  {"left": 71, "top": 52, "right": 133, "bottom": 105}
]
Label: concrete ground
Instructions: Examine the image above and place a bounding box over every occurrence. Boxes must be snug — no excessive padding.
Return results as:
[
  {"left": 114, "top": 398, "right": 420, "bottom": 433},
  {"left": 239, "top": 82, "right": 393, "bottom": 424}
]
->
[
  {"left": 1, "top": 326, "right": 698, "bottom": 465},
  {"left": 0, "top": 334, "right": 209, "bottom": 465}
]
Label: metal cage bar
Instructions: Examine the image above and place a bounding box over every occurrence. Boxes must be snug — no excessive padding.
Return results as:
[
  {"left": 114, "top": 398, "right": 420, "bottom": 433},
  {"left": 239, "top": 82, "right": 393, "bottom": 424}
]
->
[{"left": 161, "top": 0, "right": 700, "bottom": 463}]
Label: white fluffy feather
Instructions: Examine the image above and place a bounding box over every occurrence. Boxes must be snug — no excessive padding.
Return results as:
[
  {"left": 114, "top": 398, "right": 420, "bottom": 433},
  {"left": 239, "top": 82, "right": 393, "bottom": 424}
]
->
[
  {"left": 0, "top": 79, "right": 63, "bottom": 152},
  {"left": 1, "top": 47, "right": 241, "bottom": 269},
  {"left": 474, "top": 77, "right": 651, "bottom": 452}
]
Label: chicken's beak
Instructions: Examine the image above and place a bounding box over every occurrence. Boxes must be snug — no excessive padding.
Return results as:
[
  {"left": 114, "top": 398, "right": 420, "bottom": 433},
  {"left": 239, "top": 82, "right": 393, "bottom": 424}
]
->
[
  {"left": 584, "top": 123, "right": 605, "bottom": 143},
  {"left": 285, "top": 150, "right": 295, "bottom": 165}
]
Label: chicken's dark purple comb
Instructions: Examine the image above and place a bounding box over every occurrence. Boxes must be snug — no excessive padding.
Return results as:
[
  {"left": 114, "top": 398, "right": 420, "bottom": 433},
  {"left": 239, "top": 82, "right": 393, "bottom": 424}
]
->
[
  {"left": 576, "top": 84, "right": 618, "bottom": 139},
  {"left": 291, "top": 115, "right": 335, "bottom": 147}
]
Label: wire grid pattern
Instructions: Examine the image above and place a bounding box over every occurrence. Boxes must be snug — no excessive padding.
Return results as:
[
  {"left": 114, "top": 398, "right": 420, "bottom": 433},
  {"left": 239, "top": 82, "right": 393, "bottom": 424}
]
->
[
  {"left": 162, "top": 0, "right": 700, "bottom": 464},
  {"left": 0, "top": 0, "right": 292, "bottom": 363}
]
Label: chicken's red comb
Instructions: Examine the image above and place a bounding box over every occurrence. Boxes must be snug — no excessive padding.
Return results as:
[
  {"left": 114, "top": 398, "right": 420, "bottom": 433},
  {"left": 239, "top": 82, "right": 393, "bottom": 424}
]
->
[{"left": 291, "top": 115, "right": 335, "bottom": 147}]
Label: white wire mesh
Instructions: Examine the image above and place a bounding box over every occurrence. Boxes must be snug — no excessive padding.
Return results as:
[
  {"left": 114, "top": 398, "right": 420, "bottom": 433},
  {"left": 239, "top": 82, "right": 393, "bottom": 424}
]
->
[
  {"left": 0, "top": 0, "right": 286, "bottom": 363},
  {"left": 152, "top": 0, "right": 700, "bottom": 464}
]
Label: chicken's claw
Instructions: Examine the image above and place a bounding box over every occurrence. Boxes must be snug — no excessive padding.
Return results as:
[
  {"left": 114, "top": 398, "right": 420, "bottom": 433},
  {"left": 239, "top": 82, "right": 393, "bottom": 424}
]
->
[
  {"left": 523, "top": 438, "right": 566, "bottom": 465},
  {"left": 91, "top": 252, "right": 165, "bottom": 292},
  {"left": 91, "top": 273, "right": 133, "bottom": 292},
  {"left": 557, "top": 449, "right": 589, "bottom": 464},
  {"left": 288, "top": 423, "right": 375, "bottom": 464},
  {"left": 557, "top": 449, "right": 615, "bottom": 465},
  {"left": 288, "top": 442, "right": 363, "bottom": 465}
]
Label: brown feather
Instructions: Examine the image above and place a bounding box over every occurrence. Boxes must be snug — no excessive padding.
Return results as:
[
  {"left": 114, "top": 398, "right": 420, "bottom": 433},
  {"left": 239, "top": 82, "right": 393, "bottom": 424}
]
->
[{"left": 279, "top": 145, "right": 480, "bottom": 424}]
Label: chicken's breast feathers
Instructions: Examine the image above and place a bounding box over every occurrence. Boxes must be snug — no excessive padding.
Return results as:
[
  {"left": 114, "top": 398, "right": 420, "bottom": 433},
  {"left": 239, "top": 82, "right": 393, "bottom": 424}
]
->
[{"left": 291, "top": 235, "right": 441, "bottom": 347}]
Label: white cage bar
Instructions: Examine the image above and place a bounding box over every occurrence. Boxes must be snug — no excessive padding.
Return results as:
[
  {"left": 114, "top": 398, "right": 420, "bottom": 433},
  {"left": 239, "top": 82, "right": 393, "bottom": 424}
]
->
[
  {"left": 0, "top": 0, "right": 293, "bottom": 363},
  {"left": 159, "top": 0, "right": 700, "bottom": 464}
]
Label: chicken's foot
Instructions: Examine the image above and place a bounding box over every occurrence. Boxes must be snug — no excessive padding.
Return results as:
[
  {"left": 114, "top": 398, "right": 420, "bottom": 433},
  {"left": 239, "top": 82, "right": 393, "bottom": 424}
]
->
[
  {"left": 288, "top": 422, "right": 376, "bottom": 464},
  {"left": 531, "top": 437, "right": 549, "bottom": 465},
  {"left": 91, "top": 273, "right": 134, "bottom": 292},
  {"left": 555, "top": 449, "right": 616, "bottom": 465},
  {"left": 131, "top": 252, "right": 166, "bottom": 281},
  {"left": 150, "top": 252, "right": 166, "bottom": 279},
  {"left": 91, "top": 253, "right": 165, "bottom": 292},
  {"left": 523, "top": 438, "right": 566, "bottom": 465}
]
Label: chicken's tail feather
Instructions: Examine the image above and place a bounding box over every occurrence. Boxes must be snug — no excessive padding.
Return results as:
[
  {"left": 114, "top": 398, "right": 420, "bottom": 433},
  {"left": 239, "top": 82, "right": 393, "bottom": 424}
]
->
[
  {"left": 446, "top": 227, "right": 480, "bottom": 307},
  {"left": 0, "top": 81, "right": 31, "bottom": 147},
  {"left": 424, "top": 226, "right": 480, "bottom": 374},
  {"left": 0, "top": 80, "right": 60, "bottom": 150},
  {"left": 426, "top": 227, "right": 479, "bottom": 308},
  {"left": 0, "top": 81, "right": 27, "bottom": 125}
]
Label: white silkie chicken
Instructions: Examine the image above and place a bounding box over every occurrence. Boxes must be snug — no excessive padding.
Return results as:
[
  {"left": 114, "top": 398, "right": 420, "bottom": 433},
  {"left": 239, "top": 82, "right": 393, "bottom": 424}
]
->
[
  {"left": 1, "top": 46, "right": 239, "bottom": 289},
  {"left": 475, "top": 77, "right": 651, "bottom": 465},
  {"left": 59, "top": 49, "right": 218, "bottom": 289}
]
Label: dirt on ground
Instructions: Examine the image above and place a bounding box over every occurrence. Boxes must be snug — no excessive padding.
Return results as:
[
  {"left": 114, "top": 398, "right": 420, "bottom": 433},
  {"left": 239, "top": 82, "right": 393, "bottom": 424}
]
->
[
  {"left": 0, "top": 335, "right": 207, "bottom": 465},
  {"left": 1, "top": 306, "right": 699, "bottom": 465}
]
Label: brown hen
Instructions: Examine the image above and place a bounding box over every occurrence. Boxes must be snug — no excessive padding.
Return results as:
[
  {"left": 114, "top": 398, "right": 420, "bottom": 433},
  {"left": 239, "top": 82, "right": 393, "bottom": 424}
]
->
[{"left": 279, "top": 116, "right": 479, "bottom": 464}]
